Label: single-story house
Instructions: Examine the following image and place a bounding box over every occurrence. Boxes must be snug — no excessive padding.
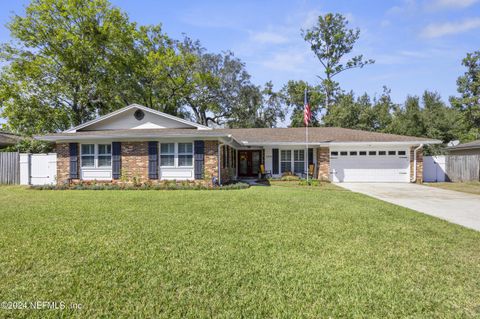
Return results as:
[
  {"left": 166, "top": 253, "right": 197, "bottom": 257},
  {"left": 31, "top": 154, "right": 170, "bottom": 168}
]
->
[
  {"left": 447, "top": 139, "right": 480, "bottom": 155},
  {"left": 0, "top": 131, "right": 22, "bottom": 149},
  {"left": 37, "top": 104, "right": 440, "bottom": 184}
]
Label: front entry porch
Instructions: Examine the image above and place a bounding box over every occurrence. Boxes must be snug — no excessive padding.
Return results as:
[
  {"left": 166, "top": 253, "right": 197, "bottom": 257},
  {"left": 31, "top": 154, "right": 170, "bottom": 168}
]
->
[{"left": 237, "top": 150, "right": 262, "bottom": 178}]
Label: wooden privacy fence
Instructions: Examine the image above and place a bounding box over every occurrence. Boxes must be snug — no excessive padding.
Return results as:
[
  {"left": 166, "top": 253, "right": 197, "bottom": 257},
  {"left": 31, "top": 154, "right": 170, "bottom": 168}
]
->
[
  {"left": 0, "top": 152, "right": 20, "bottom": 184},
  {"left": 445, "top": 155, "right": 480, "bottom": 182}
]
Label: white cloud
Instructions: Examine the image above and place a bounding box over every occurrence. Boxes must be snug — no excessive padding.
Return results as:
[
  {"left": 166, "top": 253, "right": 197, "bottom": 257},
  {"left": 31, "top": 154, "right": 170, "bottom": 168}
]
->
[
  {"left": 387, "top": 0, "right": 418, "bottom": 15},
  {"left": 250, "top": 32, "right": 289, "bottom": 44},
  {"left": 421, "top": 17, "right": 480, "bottom": 37},
  {"left": 380, "top": 19, "right": 391, "bottom": 27},
  {"left": 262, "top": 51, "right": 308, "bottom": 71},
  {"left": 428, "top": 0, "right": 479, "bottom": 9},
  {"left": 301, "top": 10, "right": 322, "bottom": 29}
]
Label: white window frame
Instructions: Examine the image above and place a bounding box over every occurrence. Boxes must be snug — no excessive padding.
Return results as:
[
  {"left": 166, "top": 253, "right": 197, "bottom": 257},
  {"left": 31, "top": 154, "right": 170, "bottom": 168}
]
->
[
  {"left": 279, "top": 149, "right": 307, "bottom": 175},
  {"left": 80, "top": 143, "right": 112, "bottom": 168},
  {"left": 178, "top": 142, "right": 193, "bottom": 167},
  {"left": 160, "top": 143, "right": 175, "bottom": 167},
  {"left": 280, "top": 150, "right": 292, "bottom": 173},
  {"left": 293, "top": 150, "right": 305, "bottom": 174},
  {"left": 160, "top": 142, "right": 194, "bottom": 168}
]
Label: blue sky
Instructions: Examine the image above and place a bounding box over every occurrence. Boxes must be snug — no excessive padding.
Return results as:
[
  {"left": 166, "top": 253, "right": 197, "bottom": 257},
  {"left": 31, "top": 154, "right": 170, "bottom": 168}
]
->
[{"left": 1, "top": 0, "right": 479, "bottom": 109}]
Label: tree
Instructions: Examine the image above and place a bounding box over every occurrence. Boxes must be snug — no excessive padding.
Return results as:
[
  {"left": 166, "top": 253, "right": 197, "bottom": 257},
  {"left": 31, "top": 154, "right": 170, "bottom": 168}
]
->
[
  {"left": 302, "top": 13, "right": 374, "bottom": 112},
  {"left": 281, "top": 81, "right": 323, "bottom": 127},
  {"left": 323, "top": 92, "right": 360, "bottom": 128},
  {"left": 450, "top": 51, "right": 480, "bottom": 141},
  {"left": 178, "top": 39, "right": 285, "bottom": 128},
  {"left": 0, "top": 0, "right": 138, "bottom": 134},
  {"left": 0, "top": 0, "right": 282, "bottom": 134},
  {"left": 372, "top": 87, "right": 396, "bottom": 132},
  {"left": 389, "top": 96, "right": 425, "bottom": 137}
]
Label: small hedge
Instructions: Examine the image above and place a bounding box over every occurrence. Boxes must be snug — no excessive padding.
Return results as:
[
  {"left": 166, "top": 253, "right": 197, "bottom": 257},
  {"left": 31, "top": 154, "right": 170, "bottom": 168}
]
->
[{"left": 30, "top": 181, "right": 250, "bottom": 191}]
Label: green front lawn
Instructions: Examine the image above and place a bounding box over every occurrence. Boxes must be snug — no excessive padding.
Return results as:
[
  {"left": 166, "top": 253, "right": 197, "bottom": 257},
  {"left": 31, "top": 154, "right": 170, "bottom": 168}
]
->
[
  {"left": 425, "top": 181, "right": 480, "bottom": 196},
  {"left": 0, "top": 185, "right": 479, "bottom": 318}
]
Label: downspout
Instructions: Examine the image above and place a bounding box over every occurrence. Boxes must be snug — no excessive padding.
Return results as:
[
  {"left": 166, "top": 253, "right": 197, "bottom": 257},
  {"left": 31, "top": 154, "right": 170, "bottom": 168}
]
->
[
  {"left": 411, "top": 144, "right": 423, "bottom": 183},
  {"left": 217, "top": 142, "right": 224, "bottom": 186}
]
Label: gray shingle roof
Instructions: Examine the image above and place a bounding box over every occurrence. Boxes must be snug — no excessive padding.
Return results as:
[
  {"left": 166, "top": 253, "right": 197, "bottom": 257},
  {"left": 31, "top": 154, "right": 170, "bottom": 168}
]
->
[
  {"left": 447, "top": 139, "right": 480, "bottom": 150},
  {"left": 214, "top": 127, "right": 437, "bottom": 144},
  {"left": 36, "top": 127, "right": 440, "bottom": 145},
  {"left": 0, "top": 132, "right": 22, "bottom": 147}
]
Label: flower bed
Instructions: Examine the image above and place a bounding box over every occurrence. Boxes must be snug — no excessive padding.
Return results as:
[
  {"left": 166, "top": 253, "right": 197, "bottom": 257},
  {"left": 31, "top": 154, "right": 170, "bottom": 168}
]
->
[{"left": 30, "top": 181, "right": 250, "bottom": 191}]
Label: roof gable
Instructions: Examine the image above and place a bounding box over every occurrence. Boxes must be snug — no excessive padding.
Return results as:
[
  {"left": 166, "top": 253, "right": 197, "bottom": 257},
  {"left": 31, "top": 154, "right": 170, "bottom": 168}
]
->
[{"left": 65, "top": 104, "right": 210, "bottom": 132}]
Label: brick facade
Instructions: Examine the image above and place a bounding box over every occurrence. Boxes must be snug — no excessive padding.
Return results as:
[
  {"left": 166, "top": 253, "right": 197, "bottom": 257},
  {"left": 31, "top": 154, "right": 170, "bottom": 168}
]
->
[
  {"left": 316, "top": 147, "right": 330, "bottom": 181},
  {"left": 204, "top": 140, "right": 219, "bottom": 183},
  {"left": 56, "top": 143, "right": 79, "bottom": 184},
  {"left": 410, "top": 146, "right": 423, "bottom": 183},
  {"left": 56, "top": 140, "right": 223, "bottom": 185},
  {"left": 121, "top": 142, "right": 149, "bottom": 181}
]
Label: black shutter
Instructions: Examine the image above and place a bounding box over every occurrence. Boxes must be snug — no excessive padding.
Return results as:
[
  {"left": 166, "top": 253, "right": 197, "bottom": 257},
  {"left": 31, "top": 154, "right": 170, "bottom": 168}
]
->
[
  {"left": 112, "top": 142, "right": 121, "bottom": 179},
  {"left": 308, "top": 148, "right": 314, "bottom": 165},
  {"left": 148, "top": 141, "right": 158, "bottom": 179},
  {"left": 194, "top": 140, "right": 205, "bottom": 180},
  {"left": 69, "top": 143, "right": 78, "bottom": 179},
  {"left": 272, "top": 148, "right": 279, "bottom": 175}
]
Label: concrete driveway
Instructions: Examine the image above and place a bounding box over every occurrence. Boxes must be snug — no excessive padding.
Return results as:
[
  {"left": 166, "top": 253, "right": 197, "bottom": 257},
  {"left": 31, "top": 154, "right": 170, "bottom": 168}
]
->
[{"left": 337, "top": 183, "right": 480, "bottom": 231}]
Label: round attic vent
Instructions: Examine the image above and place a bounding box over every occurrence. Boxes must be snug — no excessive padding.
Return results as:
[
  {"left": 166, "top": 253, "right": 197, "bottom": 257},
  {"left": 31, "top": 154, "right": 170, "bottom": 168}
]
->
[{"left": 134, "top": 109, "right": 145, "bottom": 121}]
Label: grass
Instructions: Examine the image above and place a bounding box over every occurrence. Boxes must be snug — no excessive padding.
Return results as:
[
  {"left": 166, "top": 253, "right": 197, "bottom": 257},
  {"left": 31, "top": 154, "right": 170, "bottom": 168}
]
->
[
  {"left": 425, "top": 181, "right": 480, "bottom": 196},
  {"left": 0, "top": 185, "right": 479, "bottom": 318}
]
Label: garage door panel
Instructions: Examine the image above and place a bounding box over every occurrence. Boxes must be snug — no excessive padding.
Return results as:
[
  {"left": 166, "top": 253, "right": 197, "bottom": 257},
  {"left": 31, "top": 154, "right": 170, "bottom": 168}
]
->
[{"left": 330, "top": 153, "right": 410, "bottom": 183}]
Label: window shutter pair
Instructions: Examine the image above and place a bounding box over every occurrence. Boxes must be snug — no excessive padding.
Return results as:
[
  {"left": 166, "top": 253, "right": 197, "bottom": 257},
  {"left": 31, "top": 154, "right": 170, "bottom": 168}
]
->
[
  {"left": 148, "top": 141, "right": 158, "bottom": 179},
  {"left": 194, "top": 140, "right": 205, "bottom": 180}
]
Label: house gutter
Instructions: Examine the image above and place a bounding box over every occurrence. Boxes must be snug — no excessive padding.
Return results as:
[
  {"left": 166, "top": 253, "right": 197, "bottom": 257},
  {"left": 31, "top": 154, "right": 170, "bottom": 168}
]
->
[{"left": 411, "top": 144, "right": 423, "bottom": 183}]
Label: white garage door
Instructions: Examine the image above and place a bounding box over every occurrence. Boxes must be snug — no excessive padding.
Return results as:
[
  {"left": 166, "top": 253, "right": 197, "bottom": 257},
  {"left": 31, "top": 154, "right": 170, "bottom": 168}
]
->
[{"left": 330, "top": 149, "right": 410, "bottom": 183}]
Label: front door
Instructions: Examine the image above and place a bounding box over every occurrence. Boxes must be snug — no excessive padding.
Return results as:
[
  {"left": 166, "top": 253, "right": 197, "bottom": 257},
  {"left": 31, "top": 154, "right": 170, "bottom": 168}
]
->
[{"left": 238, "top": 150, "right": 261, "bottom": 177}]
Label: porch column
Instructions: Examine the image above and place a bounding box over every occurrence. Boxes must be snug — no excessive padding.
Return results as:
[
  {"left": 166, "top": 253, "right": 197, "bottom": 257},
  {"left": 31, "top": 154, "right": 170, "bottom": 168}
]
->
[{"left": 316, "top": 147, "right": 330, "bottom": 181}]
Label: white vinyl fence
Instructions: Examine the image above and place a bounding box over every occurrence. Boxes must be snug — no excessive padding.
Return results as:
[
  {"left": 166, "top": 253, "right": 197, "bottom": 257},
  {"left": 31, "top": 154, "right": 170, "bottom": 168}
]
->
[
  {"left": 20, "top": 153, "right": 57, "bottom": 185},
  {"left": 423, "top": 155, "right": 446, "bottom": 182}
]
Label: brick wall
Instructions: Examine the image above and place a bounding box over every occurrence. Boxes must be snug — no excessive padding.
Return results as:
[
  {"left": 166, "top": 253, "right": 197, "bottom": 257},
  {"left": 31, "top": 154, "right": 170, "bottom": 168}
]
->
[
  {"left": 205, "top": 140, "right": 219, "bottom": 183},
  {"left": 121, "top": 142, "right": 148, "bottom": 181},
  {"left": 56, "top": 143, "right": 75, "bottom": 184},
  {"left": 56, "top": 140, "right": 227, "bottom": 185},
  {"left": 316, "top": 147, "right": 330, "bottom": 181},
  {"left": 410, "top": 146, "right": 423, "bottom": 183}
]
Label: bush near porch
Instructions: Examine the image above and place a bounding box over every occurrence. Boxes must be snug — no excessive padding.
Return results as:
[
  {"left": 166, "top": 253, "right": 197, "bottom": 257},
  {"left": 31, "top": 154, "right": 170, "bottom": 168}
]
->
[{"left": 0, "top": 185, "right": 479, "bottom": 318}]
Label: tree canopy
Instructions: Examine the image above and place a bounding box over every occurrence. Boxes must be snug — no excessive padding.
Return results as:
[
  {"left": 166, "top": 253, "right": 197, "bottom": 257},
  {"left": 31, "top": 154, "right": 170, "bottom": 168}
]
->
[
  {"left": 0, "top": 3, "right": 478, "bottom": 153},
  {"left": 0, "top": 0, "right": 283, "bottom": 134},
  {"left": 302, "top": 13, "right": 374, "bottom": 112}
]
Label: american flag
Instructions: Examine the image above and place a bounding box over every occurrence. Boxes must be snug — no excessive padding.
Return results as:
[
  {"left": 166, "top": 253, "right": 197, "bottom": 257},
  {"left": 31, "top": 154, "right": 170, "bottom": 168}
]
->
[{"left": 303, "top": 91, "right": 311, "bottom": 126}]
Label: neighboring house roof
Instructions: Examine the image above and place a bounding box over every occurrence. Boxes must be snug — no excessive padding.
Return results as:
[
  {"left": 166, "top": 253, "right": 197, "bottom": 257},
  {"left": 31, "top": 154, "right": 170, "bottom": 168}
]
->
[
  {"left": 447, "top": 139, "right": 480, "bottom": 150},
  {"left": 0, "top": 131, "right": 22, "bottom": 147},
  {"left": 37, "top": 127, "right": 440, "bottom": 146}
]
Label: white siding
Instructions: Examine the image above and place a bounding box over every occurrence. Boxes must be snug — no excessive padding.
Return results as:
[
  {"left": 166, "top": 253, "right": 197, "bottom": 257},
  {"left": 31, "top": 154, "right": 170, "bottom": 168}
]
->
[
  {"left": 85, "top": 108, "right": 195, "bottom": 130},
  {"left": 159, "top": 167, "right": 194, "bottom": 180},
  {"left": 81, "top": 169, "right": 112, "bottom": 180}
]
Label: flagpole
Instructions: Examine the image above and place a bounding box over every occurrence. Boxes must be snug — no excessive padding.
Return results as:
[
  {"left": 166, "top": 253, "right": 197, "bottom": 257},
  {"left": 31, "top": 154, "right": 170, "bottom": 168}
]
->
[{"left": 305, "top": 88, "right": 309, "bottom": 185}]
